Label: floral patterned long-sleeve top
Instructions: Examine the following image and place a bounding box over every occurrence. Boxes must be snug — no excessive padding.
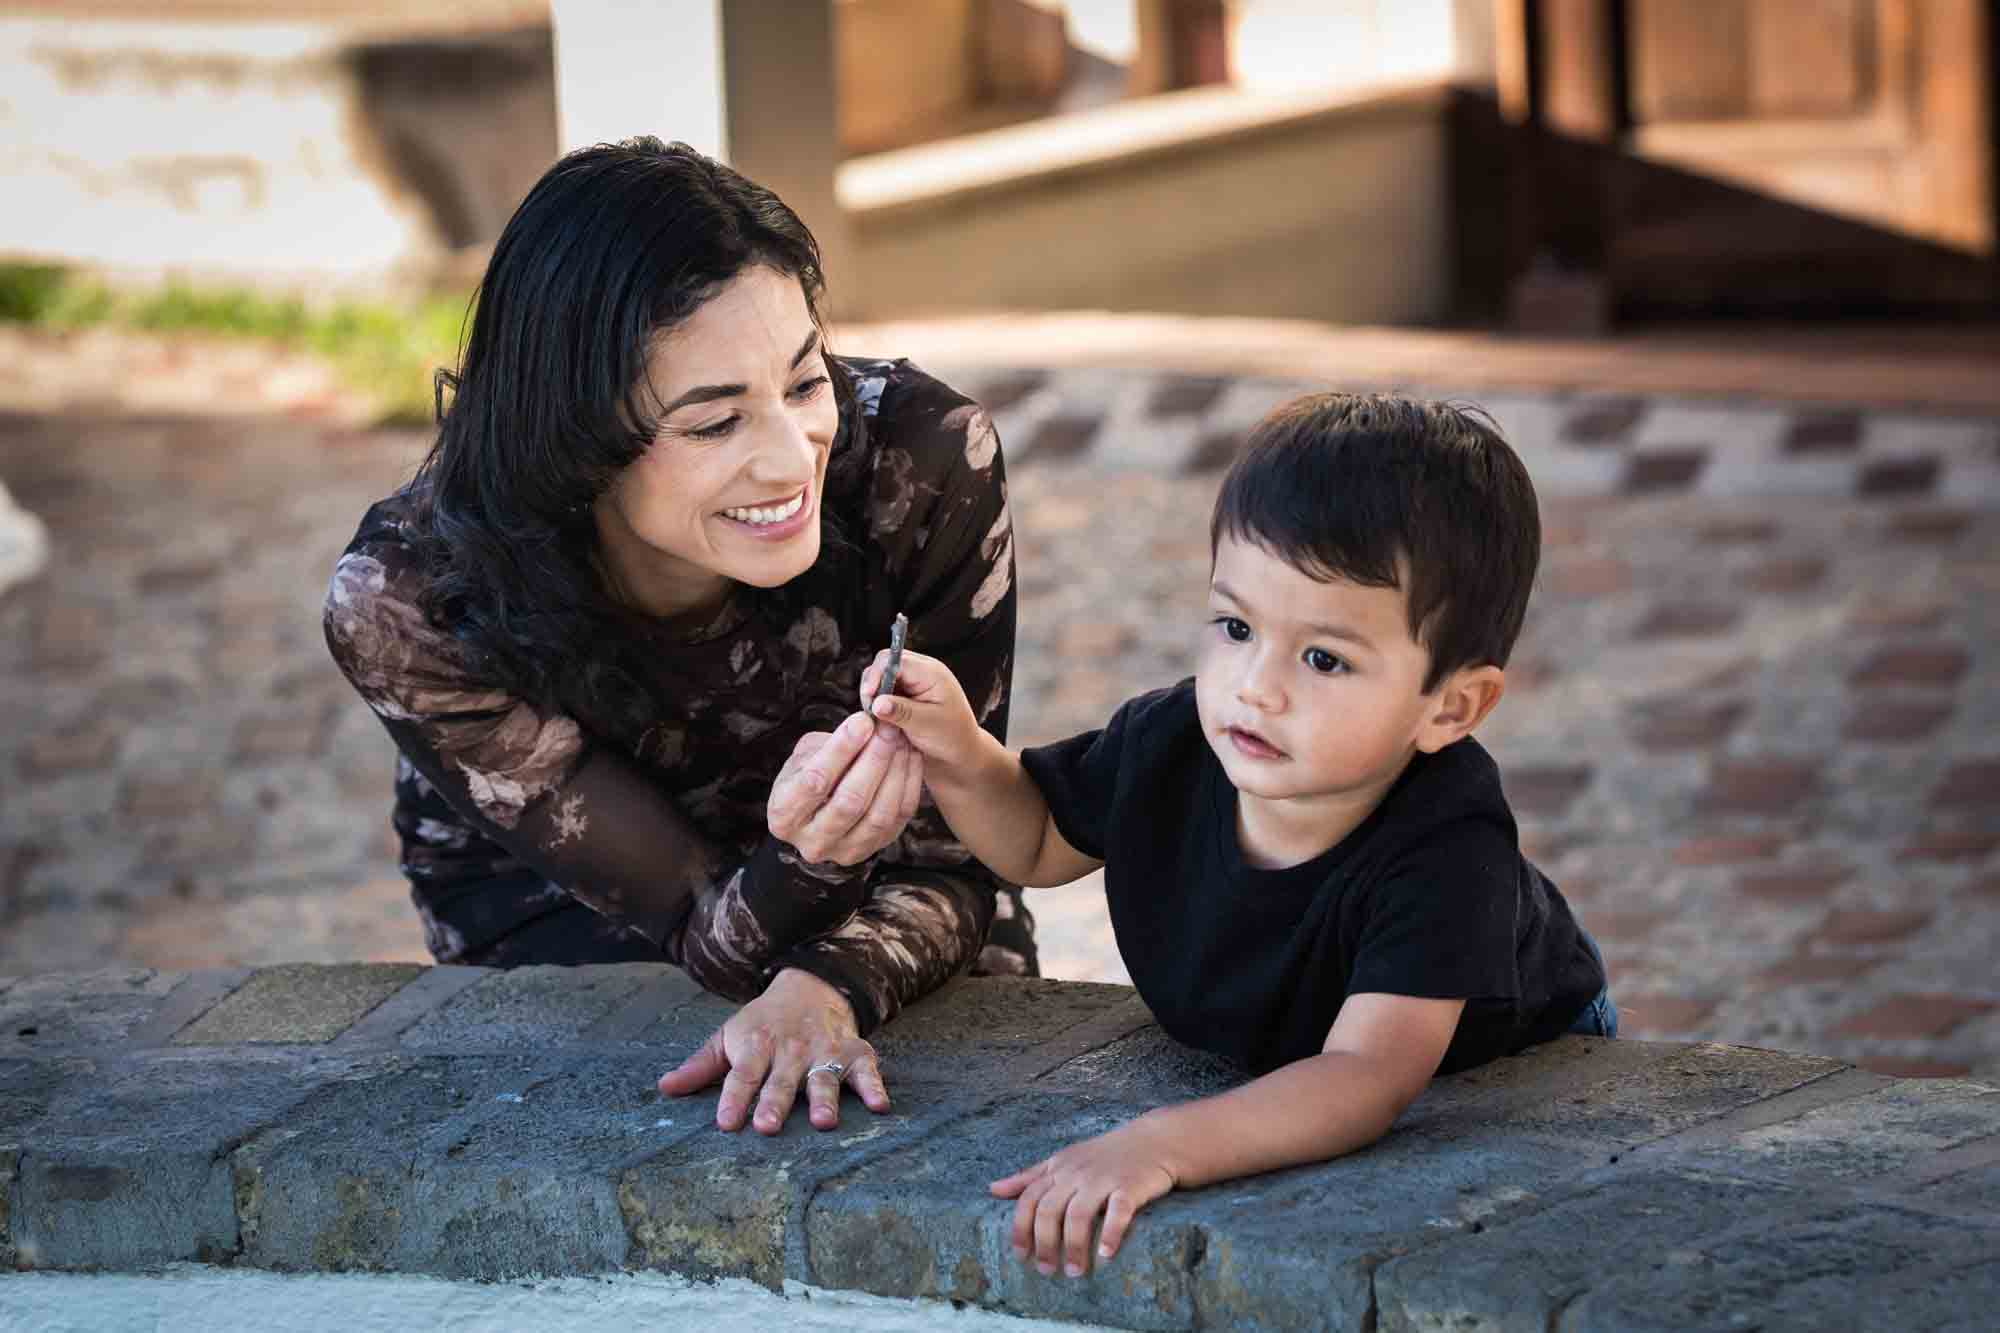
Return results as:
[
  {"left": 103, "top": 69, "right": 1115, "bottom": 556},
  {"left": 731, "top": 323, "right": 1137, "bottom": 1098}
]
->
[{"left": 322, "top": 358, "right": 1024, "bottom": 1034}]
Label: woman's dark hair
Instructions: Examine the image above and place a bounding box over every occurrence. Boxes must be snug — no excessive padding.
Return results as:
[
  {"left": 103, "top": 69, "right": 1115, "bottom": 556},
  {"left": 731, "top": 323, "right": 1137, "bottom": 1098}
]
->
[
  {"left": 1209, "top": 393, "right": 1541, "bottom": 693},
  {"left": 409, "top": 136, "right": 867, "bottom": 730}
]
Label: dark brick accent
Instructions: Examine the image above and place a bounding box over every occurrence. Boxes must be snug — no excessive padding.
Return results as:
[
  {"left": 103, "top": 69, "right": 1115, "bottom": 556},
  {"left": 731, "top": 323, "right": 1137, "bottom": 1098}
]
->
[
  {"left": 120, "top": 772, "right": 223, "bottom": 820},
  {"left": 1016, "top": 414, "right": 1100, "bottom": 463},
  {"left": 1671, "top": 833, "right": 1787, "bottom": 867},
  {"left": 19, "top": 719, "right": 122, "bottom": 776},
  {"left": 1621, "top": 449, "right": 1708, "bottom": 494},
  {"left": 1543, "top": 556, "right": 1631, "bottom": 599},
  {"left": 1182, "top": 430, "right": 1241, "bottom": 474},
  {"left": 1783, "top": 412, "right": 1861, "bottom": 454},
  {"left": 1831, "top": 994, "right": 1996, "bottom": 1039},
  {"left": 1616, "top": 994, "right": 1718, "bottom": 1034},
  {"left": 1697, "top": 517, "right": 1778, "bottom": 544},
  {"left": 968, "top": 371, "right": 1046, "bottom": 413},
  {"left": 31, "top": 603, "right": 108, "bottom": 669},
  {"left": 136, "top": 558, "right": 223, "bottom": 595},
  {"left": 1846, "top": 602, "right": 1947, "bottom": 633},
  {"left": 1857, "top": 457, "right": 1940, "bottom": 498},
  {"left": 1738, "top": 556, "right": 1828, "bottom": 594},
  {"left": 1754, "top": 953, "right": 1879, "bottom": 987},
  {"left": 1812, "top": 908, "right": 1931, "bottom": 946},
  {"left": 1145, "top": 375, "right": 1228, "bottom": 418},
  {"left": 1848, "top": 644, "right": 1970, "bottom": 687},
  {"left": 1579, "top": 909, "right": 1668, "bottom": 942},
  {"left": 1842, "top": 699, "right": 1955, "bottom": 743},
  {"left": 1902, "top": 828, "right": 1999, "bottom": 862},
  {"left": 1886, "top": 509, "right": 1971, "bottom": 543},
  {"left": 231, "top": 711, "right": 334, "bottom": 763},
  {"left": 1699, "top": 758, "right": 1820, "bottom": 814},
  {"left": 1562, "top": 398, "right": 1645, "bottom": 446},
  {"left": 1625, "top": 697, "right": 1748, "bottom": 751},
  {"left": 1735, "top": 867, "right": 1850, "bottom": 903},
  {"left": 1503, "top": 765, "right": 1594, "bottom": 816},
  {"left": 1633, "top": 601, "right": 1741, "bottom": 639},
  {"left": 1930, "top": 759, "right": 2000, "bottom": 809}
]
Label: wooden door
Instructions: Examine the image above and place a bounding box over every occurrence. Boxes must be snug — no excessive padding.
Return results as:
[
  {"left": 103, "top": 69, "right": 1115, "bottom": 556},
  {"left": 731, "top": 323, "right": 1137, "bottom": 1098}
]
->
[
  {"left": 1501, "top": 0, "right": 1998, "bottom": 318},
  {"left": 1626, "top": 0, "right": 1991, "bottom": 253}
]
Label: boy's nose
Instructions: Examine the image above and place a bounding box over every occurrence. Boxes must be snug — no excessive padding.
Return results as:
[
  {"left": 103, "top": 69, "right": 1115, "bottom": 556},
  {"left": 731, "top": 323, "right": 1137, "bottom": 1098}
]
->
[{"left": 1234, "top": 655, "right": 1285, "bottom": 711}]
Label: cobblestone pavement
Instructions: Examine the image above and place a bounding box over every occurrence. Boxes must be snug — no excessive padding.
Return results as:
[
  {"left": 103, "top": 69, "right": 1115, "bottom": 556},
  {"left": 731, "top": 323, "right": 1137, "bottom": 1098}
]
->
[{"left": 3, "top": 327, "right": 1996, "bottom": 1078}]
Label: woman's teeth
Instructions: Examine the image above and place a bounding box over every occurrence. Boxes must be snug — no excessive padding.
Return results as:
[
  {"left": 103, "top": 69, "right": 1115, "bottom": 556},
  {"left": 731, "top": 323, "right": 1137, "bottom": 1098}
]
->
[{"left": 721, "top": 493, "right": 803, "bottom": 526}]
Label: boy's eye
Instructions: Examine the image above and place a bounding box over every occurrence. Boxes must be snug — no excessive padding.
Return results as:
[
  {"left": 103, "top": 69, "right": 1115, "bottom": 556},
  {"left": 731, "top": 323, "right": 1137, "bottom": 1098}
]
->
[
  {"left": 1212, "top": 616, "right": 1251, "bottom": 642},
  {"left": 1304, "top": 647, "right": 1348, "bottom": 675},
  {"left": 788, "top": 374, "right": 830, "bottom": 401}
]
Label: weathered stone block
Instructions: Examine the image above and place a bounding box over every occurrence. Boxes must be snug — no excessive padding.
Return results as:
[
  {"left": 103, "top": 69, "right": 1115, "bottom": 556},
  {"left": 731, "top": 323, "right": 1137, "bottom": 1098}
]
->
[
  {"left": 400, "top": 964, "right": 661, "bottom": 1051},
  {"left": 176, "top": 964, "right": 421, "bottom": 1045},
  {"left": 811, "top": 1088, "right": 1598, "bottom": 1332},
  {"left": 1504, "top": 1041, "right": 1848, "bottom": 1151},
  {"left": 1564, "top": 1204, "right": 2000, "bottom": 1333},
  {"left": 0, "top": 970, "right": 183, "bottom": 1048},
  {"left": 625, "top": 1076, "right": 991, "bottom": 1293},
  {"left": 10, "top": 1048, "right": 365, "bottom": 1269},
  {"left": 1, "top": 1145, "right": 16, "bottom": 1270},
  {"left": 1374, "top": 1169, "right": 1800, "bottom": 1332},
  {"left": 869, "top": 976, "right": 1144, "bottom": 1080},
  {"left": 1672, "top": 1077, "right": 2000, "bottom": 1182},
  {"left": 233, "top": 1054, "right": 556, "bottom": 1276}
]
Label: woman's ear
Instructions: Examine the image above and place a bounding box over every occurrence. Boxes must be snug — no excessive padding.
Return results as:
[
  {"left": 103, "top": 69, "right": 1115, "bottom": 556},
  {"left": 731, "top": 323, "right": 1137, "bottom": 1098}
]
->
[{"left": 1414, "top": 665, "right": 1505, "bottom": 753}]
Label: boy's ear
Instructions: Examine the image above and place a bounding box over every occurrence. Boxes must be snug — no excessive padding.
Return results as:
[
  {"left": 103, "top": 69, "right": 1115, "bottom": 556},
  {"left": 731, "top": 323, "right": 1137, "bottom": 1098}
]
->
[{"left": 1414, "top": 665, "right": 1505, "bottom": 753}]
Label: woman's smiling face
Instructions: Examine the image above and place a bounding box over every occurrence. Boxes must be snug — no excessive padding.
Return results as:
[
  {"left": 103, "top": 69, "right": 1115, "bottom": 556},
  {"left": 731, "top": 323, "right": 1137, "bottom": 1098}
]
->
[{"left": 592, "top": 265, "right": 839, "bottom": 618}]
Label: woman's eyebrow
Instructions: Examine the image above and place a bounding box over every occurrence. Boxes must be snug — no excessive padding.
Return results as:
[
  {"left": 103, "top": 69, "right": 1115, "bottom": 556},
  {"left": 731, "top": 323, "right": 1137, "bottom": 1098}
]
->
[{"left": 659, "top": 330, "right": 821, "bottom": 415}]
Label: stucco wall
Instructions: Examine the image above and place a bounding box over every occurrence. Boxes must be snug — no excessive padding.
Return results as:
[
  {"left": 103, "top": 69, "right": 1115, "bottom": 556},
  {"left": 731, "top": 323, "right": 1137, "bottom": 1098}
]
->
[{"left": 839, "top": 81, "right": 1455, "bottom": 325}]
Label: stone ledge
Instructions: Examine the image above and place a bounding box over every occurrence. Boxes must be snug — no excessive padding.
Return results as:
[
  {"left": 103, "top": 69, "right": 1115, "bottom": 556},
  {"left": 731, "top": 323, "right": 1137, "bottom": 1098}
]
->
[{"left": 1, "top": 964, "right": 1996, "bottom": 1330}]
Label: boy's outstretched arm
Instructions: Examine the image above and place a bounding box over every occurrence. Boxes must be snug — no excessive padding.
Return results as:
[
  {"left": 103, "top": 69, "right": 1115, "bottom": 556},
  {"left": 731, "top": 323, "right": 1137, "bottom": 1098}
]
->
[
  {"left": 990, "top": 992, "right": 1464, "bottom": 1278},
  {"left": 861, "top": 649, "right": 1101, "bottom": 888}
]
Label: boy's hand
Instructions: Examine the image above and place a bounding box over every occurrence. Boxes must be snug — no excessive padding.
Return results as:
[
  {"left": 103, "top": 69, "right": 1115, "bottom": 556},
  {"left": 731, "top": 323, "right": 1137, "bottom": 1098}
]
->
[
  {"left": 859, "top": 648, "right": 984, "bottom": 780},
  {"left": 989, "top": 1117, "right": 1180, "bottom": 1277}
]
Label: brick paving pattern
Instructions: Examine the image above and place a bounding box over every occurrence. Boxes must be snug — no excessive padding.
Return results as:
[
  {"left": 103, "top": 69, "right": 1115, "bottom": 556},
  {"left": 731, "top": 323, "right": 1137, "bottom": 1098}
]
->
[{"left": 2, "top": 326, "right": 1996, "bottom": 1078}]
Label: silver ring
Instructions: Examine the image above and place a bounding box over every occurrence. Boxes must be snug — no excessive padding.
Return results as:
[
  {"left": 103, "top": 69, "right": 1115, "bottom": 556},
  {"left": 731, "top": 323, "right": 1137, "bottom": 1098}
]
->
[{"left": 806, "top": 1060, "right": 846, "bottom": 1080}]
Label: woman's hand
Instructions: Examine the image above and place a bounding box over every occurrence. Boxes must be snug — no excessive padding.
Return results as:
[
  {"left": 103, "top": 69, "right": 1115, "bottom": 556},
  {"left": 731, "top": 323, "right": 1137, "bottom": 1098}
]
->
[
  {"left": 767, "top": 712, "right": 923, "bottom": 866},
  {"left": 656, "top": 967, "right": 891, "bottom": 1132},
  {"left": 990, "top": 1117, "right": 1181, "bottom": 1276}
]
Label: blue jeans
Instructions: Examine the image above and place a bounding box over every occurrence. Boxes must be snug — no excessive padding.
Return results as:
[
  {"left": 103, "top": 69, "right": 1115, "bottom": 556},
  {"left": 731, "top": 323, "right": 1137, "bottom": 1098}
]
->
[{"left": 1565, "top": 928, "right": 1619, "bottom": 1038}]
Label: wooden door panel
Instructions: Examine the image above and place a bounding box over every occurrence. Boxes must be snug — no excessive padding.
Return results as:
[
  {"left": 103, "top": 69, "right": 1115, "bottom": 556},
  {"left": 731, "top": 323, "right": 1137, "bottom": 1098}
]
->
[{"left": 1747, "top": 0, "right": 1869, "bottom": 116}]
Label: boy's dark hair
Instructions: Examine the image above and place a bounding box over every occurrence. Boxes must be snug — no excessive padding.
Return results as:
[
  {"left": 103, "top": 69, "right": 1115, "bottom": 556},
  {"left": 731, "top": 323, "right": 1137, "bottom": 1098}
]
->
[{"left": 1209, "top": 392, "right": 1540, "bottom": 693}]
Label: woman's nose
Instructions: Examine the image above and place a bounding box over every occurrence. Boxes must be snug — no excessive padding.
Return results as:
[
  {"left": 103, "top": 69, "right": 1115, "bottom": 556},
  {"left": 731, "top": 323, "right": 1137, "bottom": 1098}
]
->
[{"left": 750, "top": 410, "right": 820, "bottom": 479}]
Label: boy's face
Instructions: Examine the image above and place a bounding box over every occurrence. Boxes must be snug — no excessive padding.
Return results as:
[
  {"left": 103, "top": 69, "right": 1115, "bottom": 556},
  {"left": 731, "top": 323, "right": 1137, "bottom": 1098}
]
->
[{"left": 1195, "top": 534, "right": 1456, "bottom": 820}]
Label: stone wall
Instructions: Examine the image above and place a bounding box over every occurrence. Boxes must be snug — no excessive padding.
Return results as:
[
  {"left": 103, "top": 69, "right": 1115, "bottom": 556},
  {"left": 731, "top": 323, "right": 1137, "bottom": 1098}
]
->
[{"left": 1, "top": 965, "right": 1996, "bottom": 1328}]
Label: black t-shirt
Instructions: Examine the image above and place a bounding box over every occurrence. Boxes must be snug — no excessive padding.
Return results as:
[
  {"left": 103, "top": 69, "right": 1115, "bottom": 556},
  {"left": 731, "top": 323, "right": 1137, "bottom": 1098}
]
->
[{"left": 1019, "top": 680, "right": 1604, "bottom": 1076}]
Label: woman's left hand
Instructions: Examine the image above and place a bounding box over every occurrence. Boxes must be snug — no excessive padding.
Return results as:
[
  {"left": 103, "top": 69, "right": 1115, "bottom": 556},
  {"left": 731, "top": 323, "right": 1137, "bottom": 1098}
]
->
[{"left": 656, "top": 967, "right": 891, "bottom": 1133}]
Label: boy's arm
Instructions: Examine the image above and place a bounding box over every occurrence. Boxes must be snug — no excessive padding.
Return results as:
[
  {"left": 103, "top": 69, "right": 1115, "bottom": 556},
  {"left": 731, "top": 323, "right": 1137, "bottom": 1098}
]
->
[
  {"left": 992, "top": 992, "right": 1463, "bottom": 1277},
  {"left": 863, "top": 649, "right": 1102, "bottom": 888}
]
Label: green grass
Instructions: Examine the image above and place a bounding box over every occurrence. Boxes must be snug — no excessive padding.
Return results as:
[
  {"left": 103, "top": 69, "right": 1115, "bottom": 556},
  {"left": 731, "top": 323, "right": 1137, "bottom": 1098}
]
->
[{"left": 0, "top": 262, "right": 473, "bottom": 425}]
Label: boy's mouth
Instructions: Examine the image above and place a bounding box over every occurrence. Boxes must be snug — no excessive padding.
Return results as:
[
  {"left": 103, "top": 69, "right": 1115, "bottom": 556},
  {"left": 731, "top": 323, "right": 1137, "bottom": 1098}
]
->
[{"left": 1225, "top": 725, "right": 1285, "bottom": 761}]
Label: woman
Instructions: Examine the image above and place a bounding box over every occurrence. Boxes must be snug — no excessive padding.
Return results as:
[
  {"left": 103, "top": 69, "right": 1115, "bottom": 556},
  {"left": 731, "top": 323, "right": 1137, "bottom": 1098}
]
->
[{"left": 323, "top": 137, "right": 1034, "bottom": 1136}]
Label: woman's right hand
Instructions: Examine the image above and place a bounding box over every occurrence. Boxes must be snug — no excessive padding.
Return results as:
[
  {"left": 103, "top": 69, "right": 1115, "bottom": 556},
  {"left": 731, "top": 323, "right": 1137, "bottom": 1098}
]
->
[{"left": 767, "top": 711, "right": 923, "bottom": 866}]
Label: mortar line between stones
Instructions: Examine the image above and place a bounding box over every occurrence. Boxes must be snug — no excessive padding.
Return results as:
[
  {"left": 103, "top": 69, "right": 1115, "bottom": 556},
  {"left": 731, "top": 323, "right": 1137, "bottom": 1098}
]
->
[
  {"left": 119, "top": 967, "right": 255, "bottom": 1050},
  {"left": 996, "top": 996, "right": 1158, "bottom": 1090},
  {"left": 578, "top": 973, "right": 695, "bottom": 1044},
  {"left": 1620, "top": 1066, "right": 1896, "bottom": 1161},
  {"left": 331, "top": 965, "right": 490, "bottom": 1050}
]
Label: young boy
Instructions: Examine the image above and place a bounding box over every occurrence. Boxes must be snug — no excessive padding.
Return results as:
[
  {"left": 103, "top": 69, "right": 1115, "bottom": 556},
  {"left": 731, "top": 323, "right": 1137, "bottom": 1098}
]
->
[{"left": 861, "top": 392, "right": 1612, "bottom": 1280}]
